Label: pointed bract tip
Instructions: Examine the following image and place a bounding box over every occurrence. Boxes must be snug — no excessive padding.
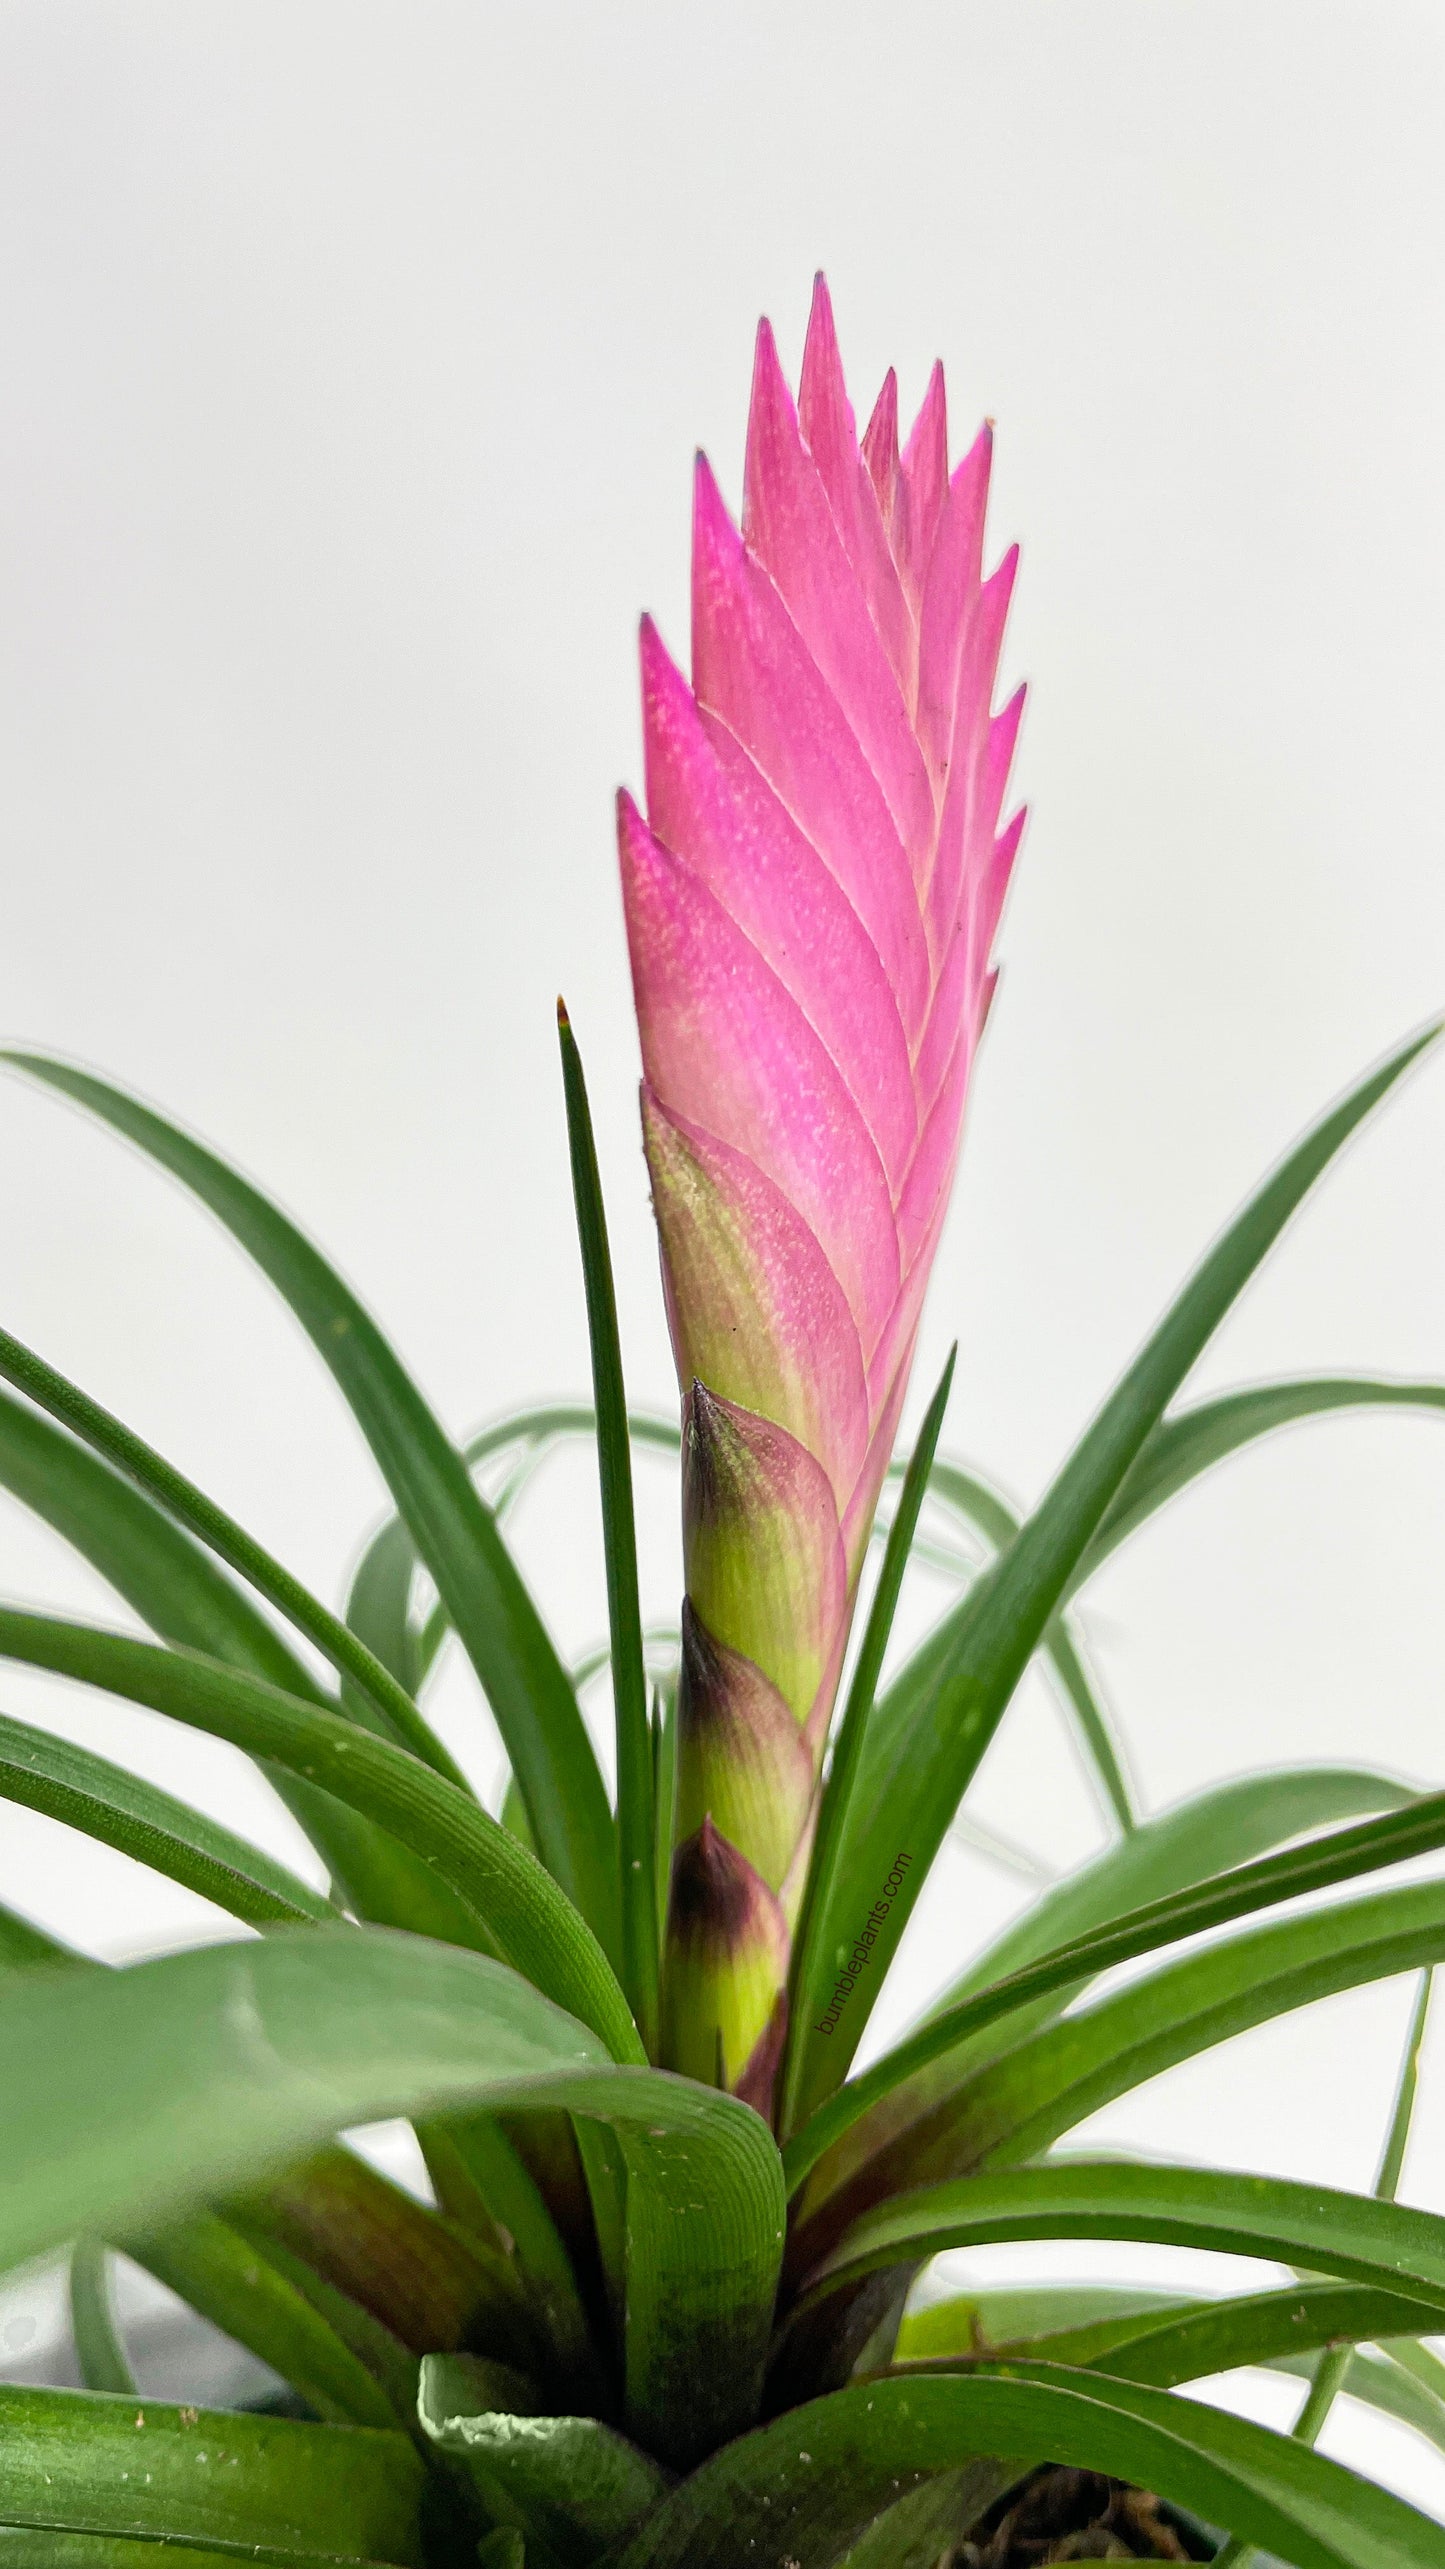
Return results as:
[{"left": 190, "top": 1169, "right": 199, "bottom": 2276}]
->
[
  {"left": 556, "top": 996, "right": 571, "bottom": 1032},
  {"left": 691, "top": 448, "right": 738, "bottom": 553},
  {"left": 806, "top": 272, "right": 837, "bottom": 341},
  {"left": 863, "top": 368, "right": 900, "bottom": 481}
]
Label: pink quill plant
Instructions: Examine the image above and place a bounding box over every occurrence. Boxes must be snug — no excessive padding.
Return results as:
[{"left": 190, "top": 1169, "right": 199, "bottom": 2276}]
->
[
  {"left": 619, "top": 276, "right": 1025, "bottom": 2112},
  {"left": 0, "top": 265, "right": 1440, "bottom": 2569}
]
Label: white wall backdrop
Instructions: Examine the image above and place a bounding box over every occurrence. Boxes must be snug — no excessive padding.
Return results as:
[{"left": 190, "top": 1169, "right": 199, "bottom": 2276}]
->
[{"left": 1, "top": 0, "right": 1443, "bottom": 2505}]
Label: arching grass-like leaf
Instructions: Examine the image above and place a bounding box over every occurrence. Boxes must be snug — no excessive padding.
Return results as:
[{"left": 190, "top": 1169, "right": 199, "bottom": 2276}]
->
[
  {"left": 794, "top": 2160, "right": 1445, "bottom": 2331},
  {"left": 793, "top": 1764, "right": 1412, "bottom": 2206},
  {"left": 125, "top": 2207, "right": 416, "bottom": 2432},
  {"left": 409, "top": 2111, "right": 597, "bottom": 2398},
  {"left": 1248, "top": 1964, "right": 1444, "bottom": 2539},
  {"left": 0, "top": 1390, "right": 490, "bottom": 1946},
  {"left": 233, "top": 2142, "right": 527, "bottom": 2366},
  {"left": 0, "top": 1924, "right": 785, "bottom": 2472},
  {"left": 607, "top": 2364, "right": 1445, "bottom": 2569},
  {"left": 0, "top": 1903, "right": 76, "bottom": 1970},
  {"left": 557, "top": 1004, "right": 658, "bottom": 2055},
  {"left": 1080, "top": 1374, "right": 1445, "bottom": 1582},
  {"left": 784, "top": 1787, "right": 1445, "bottom": 2203},
  {"left": 0, "top": 1325, "right": 465, "bottom": 1789},
  {"left": 907, "top": 1455, "right": 1137, "bottom": 1835},
  {"left": 0, "top": 1704, "right": 334, "bottom": 1929},
  {"left": 791, "top": 1022, "right": 1441, "bottom": 2117},
  {"left": 910, "top": 1874, "right": 1445, "bottom": 2187},
  {"left": 3, "top": 1055, "right": 619, "bottom": 1950},
  {"left": 0, "top": 1388, "right": 318, "bottom": 1695},
  {"left": 0, "top": 1608, "right": 639, "bottom": 2056},
  {"left": 67, "top": 2244, "right": 134, "bottom": 2396},
  {"left": 349, "top": 1403, "right": 681, "bottom": 1707},
  {"left": 0, "top": 2543, "right": 403, "bottom": 2569},
  {"left": 896, "top": 2279, "right": 1445, "bottom": 2386},
  {"left": 0, "top": 2384, "right": 425, "bottom": 2565},
  {"left": 1311, "top": 2347, "right": 1445, "bottom": 2462},
  {"left": 343, "top": 1488, "right": 605, "bottom": 2391},
  {"left": 779, "top": 1350, "right": 956, "bottom": 2139}
]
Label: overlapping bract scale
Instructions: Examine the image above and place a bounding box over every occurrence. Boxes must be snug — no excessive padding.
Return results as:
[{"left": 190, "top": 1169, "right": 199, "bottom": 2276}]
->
[{"left": 619, "top": 277, "right": 1024, "bottom": 2114}]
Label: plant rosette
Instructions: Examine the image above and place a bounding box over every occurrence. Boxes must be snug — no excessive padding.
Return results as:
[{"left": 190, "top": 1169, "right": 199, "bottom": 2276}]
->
[{"left": 1, "top": 282, "right": 1444, "bottom": 2569}]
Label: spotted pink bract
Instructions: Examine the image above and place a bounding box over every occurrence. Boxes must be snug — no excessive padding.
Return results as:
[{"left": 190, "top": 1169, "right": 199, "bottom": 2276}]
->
[{"left": 619, "top": 276, "right": 1024, "bottom": 2110}]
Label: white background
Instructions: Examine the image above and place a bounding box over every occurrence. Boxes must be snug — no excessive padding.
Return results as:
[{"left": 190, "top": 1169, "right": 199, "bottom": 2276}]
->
[{"left": 1, "top": 0, "right": 1443, "bottom": 2515}]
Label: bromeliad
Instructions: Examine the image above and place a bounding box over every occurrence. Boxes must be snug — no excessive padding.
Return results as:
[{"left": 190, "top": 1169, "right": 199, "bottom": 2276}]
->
[
  {"left": 0, "top": 283, "right": 1442, "bottom": 2569},
  {"left": 621, "top": 275, "right": 1024, "bottom": 2109}
]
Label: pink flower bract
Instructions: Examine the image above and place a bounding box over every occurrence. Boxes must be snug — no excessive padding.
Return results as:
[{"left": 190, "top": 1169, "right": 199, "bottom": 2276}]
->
[{"left": 619, "top": 276, "right": 1024, "bottom": 2108}]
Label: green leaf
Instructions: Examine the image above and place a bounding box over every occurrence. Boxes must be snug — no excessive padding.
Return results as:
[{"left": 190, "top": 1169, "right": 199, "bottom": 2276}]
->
[
  {"left": 68, "top": 2242, "right": 135, "bottom": 2395},
  {"left": 0, "top": 2384, "right": 425, "bottom": 2564},
  {"left": 0, "top": 1327, "right": 467, "bottom": 1790},
  {"left": 3, "top": 1055, "right": 620, "bottom": 1949},
  {"left": 1380, "top": 2338, "right": 1445, "bottom": 2426},
  {"left": 125, "top": 2207, "right": 416, "bottom": 2431},
  {"left": 607, "top": 2365, "right": 1445, "bottom": 2568},
  {"left": 1215, "top": 1966, "right": 1441, "bottom": 2565},
  {"left": 0, "top": 1389, "right": 492, "bottom": 1947},
  {"left": 827, "top": 2467, "right": 1020, "bottom": 2569},
  {"left": 892, "top": 1873, "right": 1445, "bottom": 2188},
  {"left": 795, "top": 2159, "right": 1445, "bottom": 2331},
  {"left": 1041, "top": 1613, "right": 1136, "bottom": 1832},
  {"left": 0, "top": 1608, "right": 640, "bottom": 2059},
  {"left": 234, "top": 2143, "right": 526, "bottom": 2366},
  {"left": 557, "top": 1005, "right": 658, "bottom": 2055},
  {"left": 896, "top": 2279, "right": 1445, "bottom": 2387},
  {"left": 908, "top": 1455, "right": 1138, "bottom": 1834},
  {"left": 0, "top": 1924, "right": 785, "bottom": 2472},
  {"left": 0, "top": 1925, "right": 607, "bottom": 2268},
  {"left": 463, "top": 1404, "right": 680, "bottom": 1474},
  {"left": 785, "top": 1784, "right": 1444, "bottom": 2203},
  {"left": 1315, "top": 2347, "right": 1445, "bottom": 2460},
  {"left": 1079, "top": 1374, "right": 1445, "bottom": 1583},
  {"left": 344, "top": 1515, "right": 424, "bottom": 1702},
  {"left": 0, "top": 2538, "right": 403, "bottom": 2569},
  {"left": 314, "top": 1516, "right": 600, "bottom": 2397},
  {"left": 476, "top": 2534, "right": 528, "bottom": 2569},
  {"left": 795, "top": 1020, "right": 1441, "bottom": 2112},
  {"left": 367, "top": 1406, "right": 681, "bottom": 1697},
  {"left": 410, "top": 2116, "right": 596, "bottom": 2397},
  {"left": 779, "top": 1351, "right": 956, "bottom": 2140},
  {"left": 1111, "top": 2287, "right": 1445, "bottom": 2394},
  {"left": 896, "top": 2281, "right": 1184, "bottom": 2362},
  {"left": 0, "top": 1387, "right": 319, "bottom": 1696},
  {"left": 931, "top": 1764, "right": 1411, "bottom": 2050},
  {"left": 0, "top": 1899, "right": 79, "bottom": 1969},
  {"left": 34, "top": 1924, "right": 537, "bottom": 2409},
  {"left": 418, "top": 2352, "right": 673, "bottom": 2566},
  {"left": 651, "top": 1685, "right": 677, "bottom": 1952},
  {"left": 0, "top": 1704, "right": 335, "bottom": 1929}
]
